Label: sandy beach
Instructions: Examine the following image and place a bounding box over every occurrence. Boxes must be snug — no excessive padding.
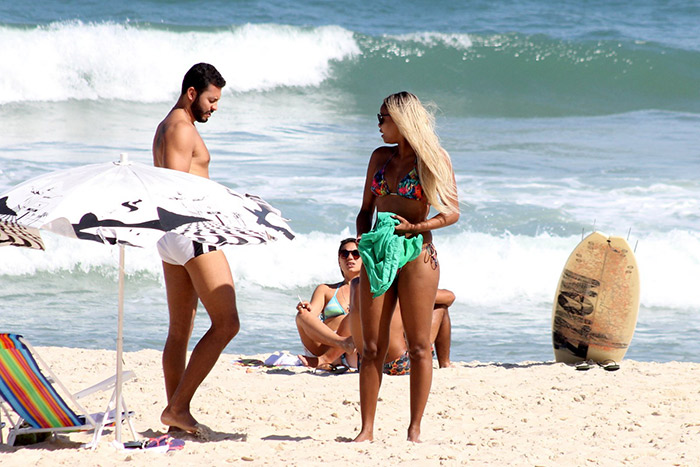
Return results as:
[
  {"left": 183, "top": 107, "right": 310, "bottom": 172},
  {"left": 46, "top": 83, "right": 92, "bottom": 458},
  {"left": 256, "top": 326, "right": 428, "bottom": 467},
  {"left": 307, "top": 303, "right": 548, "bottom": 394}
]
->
[{"left": 0, "top": 347, "right": 697, "bottom": 466}]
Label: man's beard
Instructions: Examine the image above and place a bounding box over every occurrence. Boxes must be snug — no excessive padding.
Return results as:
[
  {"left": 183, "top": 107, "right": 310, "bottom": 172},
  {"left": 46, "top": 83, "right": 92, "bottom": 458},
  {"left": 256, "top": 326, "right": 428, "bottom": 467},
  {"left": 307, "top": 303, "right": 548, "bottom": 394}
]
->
[{"left": 192, "top": 95, "right": 210, "bottom": 123}]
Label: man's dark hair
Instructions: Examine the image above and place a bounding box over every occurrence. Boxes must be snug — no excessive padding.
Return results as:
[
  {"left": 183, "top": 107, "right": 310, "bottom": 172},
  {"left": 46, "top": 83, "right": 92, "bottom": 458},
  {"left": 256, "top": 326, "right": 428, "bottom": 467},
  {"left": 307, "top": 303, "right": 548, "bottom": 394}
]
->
[{"left": 181, "top": 63, "right": 226, "bottom": 95}]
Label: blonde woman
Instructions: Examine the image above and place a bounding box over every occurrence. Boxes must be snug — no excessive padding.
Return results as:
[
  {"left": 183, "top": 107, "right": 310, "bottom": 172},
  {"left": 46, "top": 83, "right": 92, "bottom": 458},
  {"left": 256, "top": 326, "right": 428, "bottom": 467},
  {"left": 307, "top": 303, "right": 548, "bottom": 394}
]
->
[{"left": 354, "top": 91, "right": 459, "bottom": 442}]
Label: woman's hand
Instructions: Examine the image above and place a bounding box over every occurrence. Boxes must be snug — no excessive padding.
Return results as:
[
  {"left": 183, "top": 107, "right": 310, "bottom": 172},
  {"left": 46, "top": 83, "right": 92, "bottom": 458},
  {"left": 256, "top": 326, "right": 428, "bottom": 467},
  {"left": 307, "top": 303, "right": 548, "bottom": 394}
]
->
[
  {"left": 296, "top": 300, "right": 312, "bottom": 312},
  {"left": 391, "top": 214, "right": 415, "bottom": 237}
]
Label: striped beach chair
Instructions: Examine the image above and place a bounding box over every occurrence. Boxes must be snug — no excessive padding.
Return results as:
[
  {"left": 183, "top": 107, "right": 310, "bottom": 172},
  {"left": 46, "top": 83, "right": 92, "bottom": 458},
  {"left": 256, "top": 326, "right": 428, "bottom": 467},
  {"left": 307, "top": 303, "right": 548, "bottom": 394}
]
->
[{"left": 0, "top": 333, "right": 136, "bottom": 447}]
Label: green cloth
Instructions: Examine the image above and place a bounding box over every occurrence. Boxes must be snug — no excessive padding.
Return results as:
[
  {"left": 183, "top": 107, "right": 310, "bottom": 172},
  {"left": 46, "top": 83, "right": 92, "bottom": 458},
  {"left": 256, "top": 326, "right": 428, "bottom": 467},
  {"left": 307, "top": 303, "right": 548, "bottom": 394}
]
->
[{"left": 358, "top": 212, "right": 423, "bottom": 298}]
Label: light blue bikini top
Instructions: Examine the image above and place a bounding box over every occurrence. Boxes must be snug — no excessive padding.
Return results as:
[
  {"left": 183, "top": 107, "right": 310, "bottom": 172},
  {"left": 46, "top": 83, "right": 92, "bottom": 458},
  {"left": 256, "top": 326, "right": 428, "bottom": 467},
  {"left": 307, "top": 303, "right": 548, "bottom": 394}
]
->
[{"left": 321, "top": 288, "right": 346, "bottom": 322}]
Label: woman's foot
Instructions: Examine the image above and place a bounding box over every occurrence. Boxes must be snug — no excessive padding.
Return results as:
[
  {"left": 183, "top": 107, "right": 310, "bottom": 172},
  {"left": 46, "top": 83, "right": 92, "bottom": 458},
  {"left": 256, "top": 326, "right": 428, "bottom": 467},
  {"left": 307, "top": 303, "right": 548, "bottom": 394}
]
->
[
  {"left": 298, "top": 354, "right": 342, "bottom": 369},
  {"left": 339, "top": 336, "right": 356, "bottom": 354},
  {"left": 297, "top": 354, "right": 320, "bottom": 368},
  {"left": 407, "top": 425, "right": 421, "bottom": 443},
  {"left": 353, "top": 430, "right": 373, "bottom": 442}
]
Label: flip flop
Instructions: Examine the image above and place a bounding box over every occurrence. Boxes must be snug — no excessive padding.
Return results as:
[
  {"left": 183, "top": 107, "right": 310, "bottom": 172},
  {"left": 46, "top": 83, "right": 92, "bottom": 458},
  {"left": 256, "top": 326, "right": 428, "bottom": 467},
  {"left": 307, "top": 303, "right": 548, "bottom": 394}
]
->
[
  {"left": 236, "top": 358, "right": 265, "bottom": 367},
  {"left": 597, "top": 360, "right": 620, "bottom": 371},
  {"left": 330, "top": 364, "right": 350, "bottom": 374},
  {"left": 125, "top": 435, "right": 185, "bottom": 452},
  {"left": 315, "top": 363, "right": 350, "bottom": 375},
  {"left": 574, "top": 361, "right": 592, "bottom": 371}
]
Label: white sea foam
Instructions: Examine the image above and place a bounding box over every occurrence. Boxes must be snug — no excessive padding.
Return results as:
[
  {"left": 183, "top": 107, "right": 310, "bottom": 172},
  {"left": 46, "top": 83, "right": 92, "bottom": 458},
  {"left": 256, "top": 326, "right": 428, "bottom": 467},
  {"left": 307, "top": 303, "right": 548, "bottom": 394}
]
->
[
  {"left": 390, "top": 32, "right": 473, "bottom": 50},
  {"left": 460, "top": 174, "right": 700, "bottom": 233},
  {"left": 2, "top": 229, "right": 698, "bottom": 311},
  {"left": 0, "top": 22, "right": 360, "bottom": 103}
]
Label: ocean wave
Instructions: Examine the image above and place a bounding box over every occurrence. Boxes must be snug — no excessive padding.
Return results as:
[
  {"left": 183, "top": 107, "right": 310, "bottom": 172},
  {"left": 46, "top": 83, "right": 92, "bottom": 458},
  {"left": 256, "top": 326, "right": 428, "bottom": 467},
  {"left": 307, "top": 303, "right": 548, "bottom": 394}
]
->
[
  {"left": 343, "top": 32, "right": 700, "bottom": 116},
  {"left": 0, "top": 22, "right": 698, "bottom": 116},
  {"left": 1, "top": 229, "right": 698, "bottom": 311},
  {"left": 458, "top": 175, "right": 700, "bottom": 235},
  {"left": 0, "top": 21, "right": 360, "bottom": 103}
]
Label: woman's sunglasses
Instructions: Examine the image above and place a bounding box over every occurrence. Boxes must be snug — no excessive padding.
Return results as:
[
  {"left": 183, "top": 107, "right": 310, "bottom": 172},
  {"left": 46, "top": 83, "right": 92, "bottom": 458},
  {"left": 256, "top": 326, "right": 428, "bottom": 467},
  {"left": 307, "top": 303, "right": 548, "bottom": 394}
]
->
[
  {"left": 339, "top": 249, "right": 360, "bottom": 259},
  {"left": 377, "top": 113, "right": 390, "bottom": 125}
]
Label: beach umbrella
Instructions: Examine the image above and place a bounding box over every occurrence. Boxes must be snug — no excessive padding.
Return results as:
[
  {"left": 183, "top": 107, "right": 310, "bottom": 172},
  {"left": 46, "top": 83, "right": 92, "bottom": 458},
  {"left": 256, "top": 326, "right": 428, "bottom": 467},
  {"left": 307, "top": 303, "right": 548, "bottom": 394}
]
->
[{"left": 0, "top": 153, "right": 294, "bottom": 444}]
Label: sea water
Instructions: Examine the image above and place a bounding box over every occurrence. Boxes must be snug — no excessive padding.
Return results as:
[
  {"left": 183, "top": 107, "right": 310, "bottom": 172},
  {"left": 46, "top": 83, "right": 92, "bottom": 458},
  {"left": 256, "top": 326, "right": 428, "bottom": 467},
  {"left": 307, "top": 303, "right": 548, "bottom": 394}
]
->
[{"left": 0, "top": 1, "right": 698, "bottom": 363}]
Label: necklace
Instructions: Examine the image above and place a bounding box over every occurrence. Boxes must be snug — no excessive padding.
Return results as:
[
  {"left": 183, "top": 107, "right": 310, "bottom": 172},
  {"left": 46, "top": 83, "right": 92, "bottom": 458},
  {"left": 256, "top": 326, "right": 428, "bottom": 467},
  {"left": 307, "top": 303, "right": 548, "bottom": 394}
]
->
[{"left": 337, "top": 284, "right": 350, "bottom": 312}]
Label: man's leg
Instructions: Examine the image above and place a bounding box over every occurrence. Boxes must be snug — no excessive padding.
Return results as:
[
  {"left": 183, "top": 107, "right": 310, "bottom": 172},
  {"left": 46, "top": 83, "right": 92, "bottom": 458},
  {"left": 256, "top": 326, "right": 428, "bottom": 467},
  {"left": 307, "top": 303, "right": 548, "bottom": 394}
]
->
[
  {"left": 162, "top": 262, "right": 199, "bottom": 403},
  {"left": 161, "top": 250, "right": 240, "bottom": 433}
]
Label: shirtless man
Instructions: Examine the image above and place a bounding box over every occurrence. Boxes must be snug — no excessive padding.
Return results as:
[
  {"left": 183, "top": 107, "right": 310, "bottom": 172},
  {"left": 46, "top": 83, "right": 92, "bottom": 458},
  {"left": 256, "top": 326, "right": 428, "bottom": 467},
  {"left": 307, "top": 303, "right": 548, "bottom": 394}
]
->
[{"left": 152, "top": 63, "right": 237, "bottom": 438}]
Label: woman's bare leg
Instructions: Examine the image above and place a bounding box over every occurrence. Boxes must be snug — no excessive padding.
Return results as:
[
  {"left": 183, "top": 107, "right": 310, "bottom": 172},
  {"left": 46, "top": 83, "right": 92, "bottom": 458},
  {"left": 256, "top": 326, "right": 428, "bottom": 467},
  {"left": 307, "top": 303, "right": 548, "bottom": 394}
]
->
[
  {"left": 296, "top": 311, "right": 354, "bottom": 355},
  {"left": 398, "top": 249, "right": 440, "bottom": 442},
  {"left": 432, "top": 306, "right": 451, "bottom": 368},
  {"left": 300, "top": 314, "right": 356, "bottom": 367},
  {"left": 354, "top": 268, "right": 396, "bottom": 442}
]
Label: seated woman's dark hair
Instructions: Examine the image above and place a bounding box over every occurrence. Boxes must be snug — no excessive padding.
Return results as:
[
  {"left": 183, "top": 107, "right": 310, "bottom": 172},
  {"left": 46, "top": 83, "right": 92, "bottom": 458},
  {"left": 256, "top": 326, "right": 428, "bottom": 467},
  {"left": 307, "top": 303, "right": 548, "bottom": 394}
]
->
[{"left": 338, "top": 237, "right": 357, "bottom": 254}]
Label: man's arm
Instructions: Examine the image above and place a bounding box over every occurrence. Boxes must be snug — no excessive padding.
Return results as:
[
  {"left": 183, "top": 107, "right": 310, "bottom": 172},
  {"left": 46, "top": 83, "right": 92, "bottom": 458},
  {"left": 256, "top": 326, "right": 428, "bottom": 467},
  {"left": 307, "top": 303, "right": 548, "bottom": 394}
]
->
[{"left": 161, "top": 121, "right": 197, "bottom": 173}]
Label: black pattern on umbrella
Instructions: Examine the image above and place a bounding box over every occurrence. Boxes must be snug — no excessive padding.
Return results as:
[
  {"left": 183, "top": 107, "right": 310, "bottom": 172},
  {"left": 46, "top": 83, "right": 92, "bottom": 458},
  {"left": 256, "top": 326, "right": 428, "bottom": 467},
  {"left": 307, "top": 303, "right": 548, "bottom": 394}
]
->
[{"left": 71, "top": 207, "right": 210, "bottom": 244}]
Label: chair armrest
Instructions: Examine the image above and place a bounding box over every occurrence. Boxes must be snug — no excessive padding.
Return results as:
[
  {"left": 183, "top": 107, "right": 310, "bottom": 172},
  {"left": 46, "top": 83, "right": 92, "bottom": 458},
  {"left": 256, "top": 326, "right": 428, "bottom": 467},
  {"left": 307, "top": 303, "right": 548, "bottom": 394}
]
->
[{"left": 73, "top": 370, "right": 135, "bottom": 399}]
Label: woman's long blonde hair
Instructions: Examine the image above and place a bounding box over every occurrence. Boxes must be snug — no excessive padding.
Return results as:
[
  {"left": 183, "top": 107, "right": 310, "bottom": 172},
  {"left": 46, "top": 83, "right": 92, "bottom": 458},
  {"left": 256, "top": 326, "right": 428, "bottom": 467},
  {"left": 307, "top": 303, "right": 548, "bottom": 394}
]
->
[{"left": 384, "top": 92, "right": 458, "bottom": 214}]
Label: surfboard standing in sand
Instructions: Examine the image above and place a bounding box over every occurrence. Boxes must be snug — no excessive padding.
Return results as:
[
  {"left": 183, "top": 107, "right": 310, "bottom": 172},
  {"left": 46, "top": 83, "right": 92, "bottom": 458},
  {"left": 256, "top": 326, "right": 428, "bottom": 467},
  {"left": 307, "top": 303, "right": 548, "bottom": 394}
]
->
[{"left": 552, "top": 231, "right": 640, "bottom": 365}]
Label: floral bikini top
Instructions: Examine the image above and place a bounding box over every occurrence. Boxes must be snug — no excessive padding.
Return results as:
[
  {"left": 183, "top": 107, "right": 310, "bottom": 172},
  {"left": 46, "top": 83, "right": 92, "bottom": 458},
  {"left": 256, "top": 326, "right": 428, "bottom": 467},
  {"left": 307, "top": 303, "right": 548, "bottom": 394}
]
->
[{"left": 370, "top": 152, "right": 424, "bottom": 201}]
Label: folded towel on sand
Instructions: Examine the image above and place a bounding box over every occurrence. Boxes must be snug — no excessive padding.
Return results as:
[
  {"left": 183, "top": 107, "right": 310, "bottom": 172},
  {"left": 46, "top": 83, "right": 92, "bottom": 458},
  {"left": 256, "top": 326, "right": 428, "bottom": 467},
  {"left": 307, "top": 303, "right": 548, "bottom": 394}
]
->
[{"left": 264, "top": 351, "right": 303, "bottom": 366}]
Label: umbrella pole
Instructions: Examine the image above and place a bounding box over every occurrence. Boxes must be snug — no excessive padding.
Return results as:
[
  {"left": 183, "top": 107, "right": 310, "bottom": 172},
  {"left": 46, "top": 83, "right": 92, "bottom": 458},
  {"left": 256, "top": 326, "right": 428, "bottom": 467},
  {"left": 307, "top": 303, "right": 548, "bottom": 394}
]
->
[{"left": 116, "top": 243, "right": 125, "bottom": 444}]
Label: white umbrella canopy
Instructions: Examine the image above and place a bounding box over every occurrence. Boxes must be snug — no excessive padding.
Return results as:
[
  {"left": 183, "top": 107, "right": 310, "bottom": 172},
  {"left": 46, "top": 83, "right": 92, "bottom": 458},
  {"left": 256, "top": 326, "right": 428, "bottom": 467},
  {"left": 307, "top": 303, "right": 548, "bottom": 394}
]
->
[
  {"left": 0, "top": 153, "right": 294, "bottom": 249},
  {"left": 0, "top": 153, "right": 295, "bottom": 445}
]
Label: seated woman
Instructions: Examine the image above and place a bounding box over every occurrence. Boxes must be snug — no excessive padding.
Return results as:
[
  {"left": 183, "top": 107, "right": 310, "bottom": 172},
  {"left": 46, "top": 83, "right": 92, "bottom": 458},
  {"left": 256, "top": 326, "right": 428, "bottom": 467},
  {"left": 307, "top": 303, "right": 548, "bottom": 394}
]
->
[
  {"left": 348, "top": 279, "right": 454, "bottom": 375},
  {"left": 295, "top": 238, "right": 359, "bottom": 369},
  {"left": 302, "top": 276, "right": 454, "bottom": 372}
]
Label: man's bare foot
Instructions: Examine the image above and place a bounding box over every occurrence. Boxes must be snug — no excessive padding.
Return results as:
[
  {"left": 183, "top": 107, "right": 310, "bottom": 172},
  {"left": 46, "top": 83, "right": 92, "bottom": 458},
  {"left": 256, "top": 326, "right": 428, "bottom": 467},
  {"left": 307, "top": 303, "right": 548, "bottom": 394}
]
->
[
  {"left": 161, "top": 406, "right": 210, "bottom": 439},
  {"left": 190, "top": 423, "right": 213, "bottom": 441},
  {"left": 438, "top": 360, "right": 451, "bottom": 368}
]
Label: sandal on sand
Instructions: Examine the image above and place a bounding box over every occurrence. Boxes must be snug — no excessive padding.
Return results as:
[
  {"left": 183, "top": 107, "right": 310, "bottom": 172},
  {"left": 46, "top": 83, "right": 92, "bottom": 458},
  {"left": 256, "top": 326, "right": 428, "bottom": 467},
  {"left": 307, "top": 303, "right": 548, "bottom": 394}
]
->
[
  {"left": 315, "top": 363, "right": 350, "bottom": 375},
  {"left": 574, "top": 361, "right": 593, "bottom": 371},
  {"left": 597, "top": 360, "right": 620, "bottom": 371},
  {"left": 236, "top": 358, "right": 266, "bottom": 367},
  {"left": 124, "top": 435, "right": 185, "bottom": 452},
  {"left": 146, "top": 434, "right": 185, "bottom": 451}
]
